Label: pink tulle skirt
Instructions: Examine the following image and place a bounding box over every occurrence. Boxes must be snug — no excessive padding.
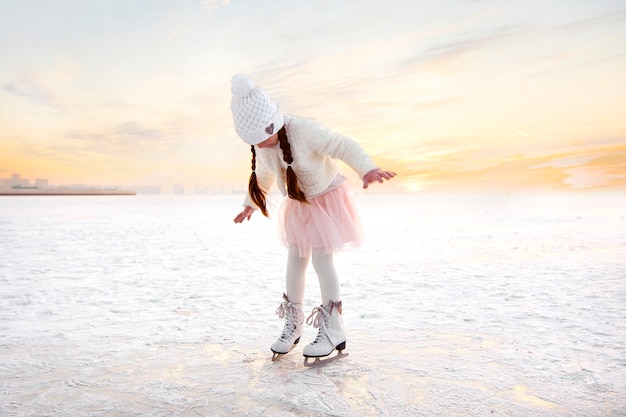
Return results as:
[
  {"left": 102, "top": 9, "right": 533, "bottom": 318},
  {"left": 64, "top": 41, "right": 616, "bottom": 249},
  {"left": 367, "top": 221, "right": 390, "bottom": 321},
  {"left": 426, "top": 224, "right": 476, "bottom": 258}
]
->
[{"left": 278, "top": 181, "right": 364, "bottom": 257}]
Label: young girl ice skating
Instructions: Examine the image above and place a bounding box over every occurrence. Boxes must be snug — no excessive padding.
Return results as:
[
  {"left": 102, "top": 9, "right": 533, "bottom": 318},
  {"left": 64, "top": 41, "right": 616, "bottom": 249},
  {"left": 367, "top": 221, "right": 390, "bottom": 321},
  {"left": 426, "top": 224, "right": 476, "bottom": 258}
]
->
[{"left": 231, "top": 74, "right": 395, "bottom": 358}]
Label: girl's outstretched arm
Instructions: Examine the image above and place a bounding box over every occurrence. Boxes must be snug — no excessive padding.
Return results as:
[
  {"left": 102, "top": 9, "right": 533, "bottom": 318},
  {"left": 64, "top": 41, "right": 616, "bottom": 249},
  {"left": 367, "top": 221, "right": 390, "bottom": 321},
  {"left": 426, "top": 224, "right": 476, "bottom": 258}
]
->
[
  {"left": 234, "top": 205, "right": 255, "bottom": 223},
  {"left": 362, "top": 168, "right": 396, "bottom": 189}
]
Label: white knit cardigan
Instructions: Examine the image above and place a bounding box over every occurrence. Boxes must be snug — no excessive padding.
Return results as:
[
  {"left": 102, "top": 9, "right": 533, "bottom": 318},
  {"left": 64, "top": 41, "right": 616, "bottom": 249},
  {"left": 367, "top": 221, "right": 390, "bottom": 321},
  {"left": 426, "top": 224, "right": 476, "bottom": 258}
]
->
[{"left": 243, "top": 115, "right": 378, "bottom": 209}]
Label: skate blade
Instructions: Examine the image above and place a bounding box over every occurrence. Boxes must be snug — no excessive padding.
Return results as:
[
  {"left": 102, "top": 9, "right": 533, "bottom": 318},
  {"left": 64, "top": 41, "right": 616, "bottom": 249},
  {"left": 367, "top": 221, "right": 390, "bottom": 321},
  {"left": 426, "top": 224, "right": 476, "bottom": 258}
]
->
[
  {"left": 303, "top": 351, "right": 349, "bottom": 367},
  {"left": 270, "top": 337, "right": 301, "bottom": 361}
]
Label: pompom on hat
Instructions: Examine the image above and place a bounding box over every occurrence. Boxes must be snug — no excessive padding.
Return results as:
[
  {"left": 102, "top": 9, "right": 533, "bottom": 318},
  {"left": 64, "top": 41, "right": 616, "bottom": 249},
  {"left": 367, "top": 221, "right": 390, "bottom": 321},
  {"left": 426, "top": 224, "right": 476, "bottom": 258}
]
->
[{"left": 230, "top": 74, "right": 284, "bottom": 145}]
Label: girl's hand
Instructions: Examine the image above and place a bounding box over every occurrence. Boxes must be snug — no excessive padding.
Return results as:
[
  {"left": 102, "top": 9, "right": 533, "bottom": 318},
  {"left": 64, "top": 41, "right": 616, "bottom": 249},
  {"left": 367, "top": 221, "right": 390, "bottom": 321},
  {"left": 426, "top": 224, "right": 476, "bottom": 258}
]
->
[
  {"left": 363, "top": 169, "right": 396, "bottom": 189},
  {"left": 234, "top": 206, "right": 255, "bottom": 223}
]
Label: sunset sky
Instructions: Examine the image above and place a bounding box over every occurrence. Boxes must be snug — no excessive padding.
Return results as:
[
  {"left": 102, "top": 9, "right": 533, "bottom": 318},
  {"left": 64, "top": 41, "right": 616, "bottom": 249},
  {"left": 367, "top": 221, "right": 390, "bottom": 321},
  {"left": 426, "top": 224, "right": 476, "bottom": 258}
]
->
[{"left": 1, "top": 0, "right": 625, "bottom": 193}]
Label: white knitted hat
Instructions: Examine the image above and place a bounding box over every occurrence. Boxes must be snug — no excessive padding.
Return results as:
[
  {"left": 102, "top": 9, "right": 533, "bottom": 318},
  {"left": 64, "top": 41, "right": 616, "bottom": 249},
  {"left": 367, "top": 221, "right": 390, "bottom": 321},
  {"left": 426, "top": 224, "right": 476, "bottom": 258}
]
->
[{"left": 230, "top": 74, "right": 284, "bottom": 145}]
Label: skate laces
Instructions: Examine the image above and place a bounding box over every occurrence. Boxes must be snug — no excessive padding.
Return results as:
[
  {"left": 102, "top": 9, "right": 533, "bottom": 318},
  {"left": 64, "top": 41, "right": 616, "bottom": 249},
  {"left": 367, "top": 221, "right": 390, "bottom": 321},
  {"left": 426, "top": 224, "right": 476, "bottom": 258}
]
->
[
  {"left": 275, "top": 294, "right": 302, "bottom": 341},
  {"left": 306, "top": 301, "right": 342, "bottom": 345},
  {"left": 275, "top": 300, "right": 293, "bottom": 320}
]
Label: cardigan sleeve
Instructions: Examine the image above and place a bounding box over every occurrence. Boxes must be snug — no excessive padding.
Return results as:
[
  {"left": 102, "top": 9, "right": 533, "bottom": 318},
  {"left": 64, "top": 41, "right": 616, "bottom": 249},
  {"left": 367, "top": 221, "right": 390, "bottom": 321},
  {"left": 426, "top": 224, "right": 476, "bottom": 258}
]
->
[{"left": 301, "top": 118, "right": 378, "bottom": 178}]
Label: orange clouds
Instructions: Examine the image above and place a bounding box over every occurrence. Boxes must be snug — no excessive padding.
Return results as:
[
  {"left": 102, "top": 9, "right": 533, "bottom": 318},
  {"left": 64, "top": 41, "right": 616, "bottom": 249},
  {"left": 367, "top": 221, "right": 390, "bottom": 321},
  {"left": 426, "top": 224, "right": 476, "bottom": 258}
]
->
[
  {"left": 388, "top": 138, "right": 626, "bottom": 192},
  {"left": 2, "top": 1, "right": 625, "bottom": 193}
]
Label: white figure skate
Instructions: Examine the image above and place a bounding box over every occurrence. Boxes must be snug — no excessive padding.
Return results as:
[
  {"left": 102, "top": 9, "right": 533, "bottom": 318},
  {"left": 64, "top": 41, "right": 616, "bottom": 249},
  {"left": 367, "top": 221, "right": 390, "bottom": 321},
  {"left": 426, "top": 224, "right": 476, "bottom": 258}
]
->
[
  {"left": 271, "top": 293, "right": 304, "bottom": 360},
  {"left": 303, "top": 300, "right": 348, "bottom": 366}
]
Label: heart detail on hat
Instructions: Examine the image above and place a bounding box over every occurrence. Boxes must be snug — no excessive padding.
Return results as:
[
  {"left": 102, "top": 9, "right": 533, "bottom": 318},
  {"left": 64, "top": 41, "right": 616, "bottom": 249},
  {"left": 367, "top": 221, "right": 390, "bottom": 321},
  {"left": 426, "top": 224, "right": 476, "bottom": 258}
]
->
[{"left": 265, "top": 124, "right": 274, "bottom": 135}]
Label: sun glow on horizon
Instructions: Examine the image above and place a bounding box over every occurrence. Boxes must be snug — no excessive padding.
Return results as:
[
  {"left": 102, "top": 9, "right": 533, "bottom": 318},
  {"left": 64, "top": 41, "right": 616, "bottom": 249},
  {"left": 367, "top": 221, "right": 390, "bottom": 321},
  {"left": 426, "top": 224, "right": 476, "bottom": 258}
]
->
[{"left": 1, "top": 1, "right": 625, "bottom": 193}]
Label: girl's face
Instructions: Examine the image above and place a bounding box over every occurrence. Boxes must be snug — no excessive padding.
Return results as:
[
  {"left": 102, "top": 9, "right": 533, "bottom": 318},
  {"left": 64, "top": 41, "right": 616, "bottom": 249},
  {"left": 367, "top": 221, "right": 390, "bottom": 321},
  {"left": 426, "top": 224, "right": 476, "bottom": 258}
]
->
[{"left": 257, "top": 133, "right": 279, "bottom": 148}]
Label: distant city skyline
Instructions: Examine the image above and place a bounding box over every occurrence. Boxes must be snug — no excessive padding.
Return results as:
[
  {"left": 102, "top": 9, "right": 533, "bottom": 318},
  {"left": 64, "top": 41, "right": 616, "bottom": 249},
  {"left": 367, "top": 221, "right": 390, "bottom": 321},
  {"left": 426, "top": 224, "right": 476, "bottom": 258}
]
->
[
  {"left": 0, "top": 172, "right": 139, "bottom": 191},
  {"left": 1, "top": 1, "right": 625, "bottom": 192},
  {"left": 0, "top": 172, "right": 249, "bottom": 195}
]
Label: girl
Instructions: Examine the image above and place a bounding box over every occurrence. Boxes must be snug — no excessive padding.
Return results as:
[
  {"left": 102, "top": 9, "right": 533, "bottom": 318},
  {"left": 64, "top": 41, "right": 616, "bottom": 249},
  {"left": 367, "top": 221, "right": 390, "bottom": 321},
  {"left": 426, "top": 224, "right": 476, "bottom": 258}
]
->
[{"left": 231, "top": 74, "right": 395, "bottom": 358}]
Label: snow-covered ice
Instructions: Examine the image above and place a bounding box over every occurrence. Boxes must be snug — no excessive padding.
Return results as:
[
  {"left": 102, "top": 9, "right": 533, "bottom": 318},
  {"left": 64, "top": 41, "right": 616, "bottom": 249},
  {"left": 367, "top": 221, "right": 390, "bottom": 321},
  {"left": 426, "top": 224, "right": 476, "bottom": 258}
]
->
[{"left": 1, "top": 193, "right": 624, "bottom": 416}]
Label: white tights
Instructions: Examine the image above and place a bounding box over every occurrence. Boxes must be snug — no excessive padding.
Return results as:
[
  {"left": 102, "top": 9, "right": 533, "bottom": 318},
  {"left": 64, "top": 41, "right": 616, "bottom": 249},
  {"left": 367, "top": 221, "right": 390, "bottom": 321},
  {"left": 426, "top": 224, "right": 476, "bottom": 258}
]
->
[{"left": 285, "top": 244, "right": 340, "bottom": 306}]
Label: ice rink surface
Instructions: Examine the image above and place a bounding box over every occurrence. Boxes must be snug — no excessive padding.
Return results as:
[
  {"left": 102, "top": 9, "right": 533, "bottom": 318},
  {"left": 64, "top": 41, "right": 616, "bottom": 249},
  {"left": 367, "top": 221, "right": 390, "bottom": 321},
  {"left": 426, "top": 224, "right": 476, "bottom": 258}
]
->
[{"left": 1, "top": 192, "right": 624, "bottom": 416}]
